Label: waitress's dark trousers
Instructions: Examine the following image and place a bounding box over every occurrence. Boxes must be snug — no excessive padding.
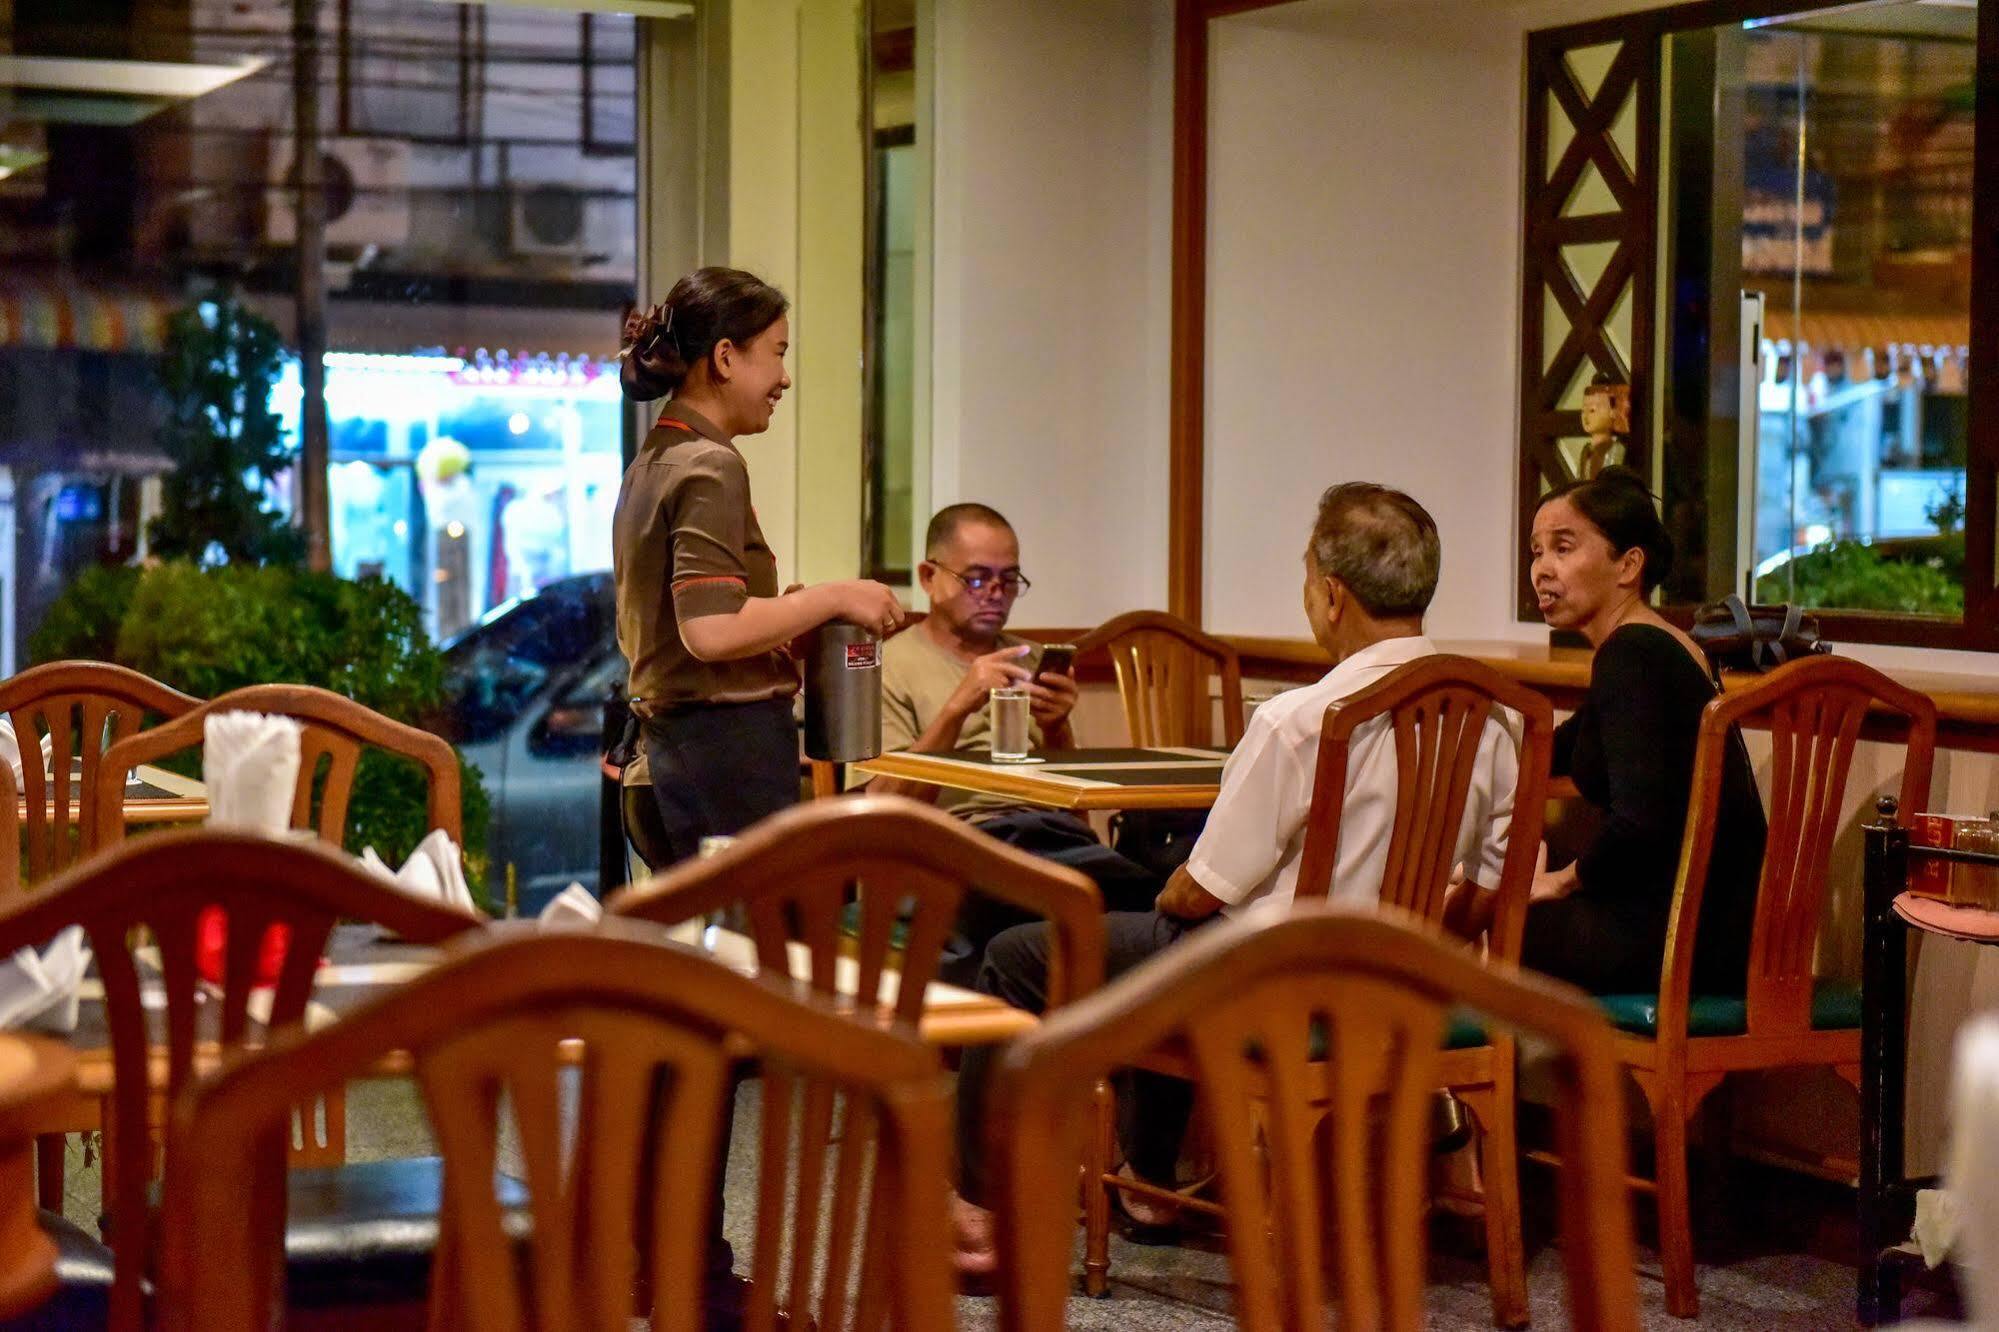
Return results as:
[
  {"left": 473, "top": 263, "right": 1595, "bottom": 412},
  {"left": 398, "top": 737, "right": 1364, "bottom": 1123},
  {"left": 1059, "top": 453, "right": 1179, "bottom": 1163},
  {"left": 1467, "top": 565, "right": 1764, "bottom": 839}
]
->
[
  {"left": 640, "top": 696, "right": 797, "bottom": 1322},
  {"left": 642, "top": 697, "right": 799, "bottom": 866}
]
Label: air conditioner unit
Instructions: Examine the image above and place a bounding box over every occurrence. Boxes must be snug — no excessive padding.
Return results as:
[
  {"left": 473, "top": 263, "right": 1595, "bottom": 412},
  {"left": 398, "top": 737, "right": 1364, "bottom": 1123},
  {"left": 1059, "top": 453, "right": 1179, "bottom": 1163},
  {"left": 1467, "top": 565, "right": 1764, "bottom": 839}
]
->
[
  {"left": 510, "top": 183, "right": 588, "bottom": 257},
  {"left": 509, "top": 183, "right": 630, "bottom": 263},
  {"left": 266, "top": 136, "right": 412, "bottom": 249}
]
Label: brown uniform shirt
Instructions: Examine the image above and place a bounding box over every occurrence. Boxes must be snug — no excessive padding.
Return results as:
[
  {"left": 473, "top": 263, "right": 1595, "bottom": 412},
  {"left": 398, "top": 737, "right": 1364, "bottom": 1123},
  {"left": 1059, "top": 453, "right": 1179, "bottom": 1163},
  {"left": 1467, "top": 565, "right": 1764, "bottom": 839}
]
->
[{"left": 612, "top": 402, "right": 798, "bottom": 708}]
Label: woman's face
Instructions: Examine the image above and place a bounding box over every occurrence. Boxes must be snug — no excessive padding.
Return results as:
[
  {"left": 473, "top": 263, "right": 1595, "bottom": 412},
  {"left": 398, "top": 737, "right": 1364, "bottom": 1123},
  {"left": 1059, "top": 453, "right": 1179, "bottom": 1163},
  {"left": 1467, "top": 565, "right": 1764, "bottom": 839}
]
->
[
  {"left": 719, "top": 315, "right": 791, "bottom": 434},
  {"left": 1530, "top": 495, "right": 1635, "bottom": 630}
]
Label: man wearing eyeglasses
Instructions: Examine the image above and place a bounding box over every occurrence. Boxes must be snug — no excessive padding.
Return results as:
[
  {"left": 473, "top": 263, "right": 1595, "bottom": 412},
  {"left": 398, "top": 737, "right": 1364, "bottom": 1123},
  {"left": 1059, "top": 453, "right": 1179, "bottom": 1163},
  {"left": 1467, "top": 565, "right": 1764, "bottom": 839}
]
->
[{"left": 851, "top": 502, "right": 1160, "bottom": 982}]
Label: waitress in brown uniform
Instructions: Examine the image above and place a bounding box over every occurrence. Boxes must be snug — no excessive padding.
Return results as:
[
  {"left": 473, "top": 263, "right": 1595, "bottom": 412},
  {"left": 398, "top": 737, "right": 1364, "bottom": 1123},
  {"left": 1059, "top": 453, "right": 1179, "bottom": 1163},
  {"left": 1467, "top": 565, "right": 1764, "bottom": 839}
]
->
[{"left": 615, "top": 266, "right": 902, "bottom": 864}]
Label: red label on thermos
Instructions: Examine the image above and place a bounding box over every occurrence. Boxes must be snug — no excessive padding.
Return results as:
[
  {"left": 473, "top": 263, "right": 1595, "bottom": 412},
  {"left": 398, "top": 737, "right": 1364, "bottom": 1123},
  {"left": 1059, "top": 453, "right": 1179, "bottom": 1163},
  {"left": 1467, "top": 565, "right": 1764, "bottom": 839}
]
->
[{"left": 844, "top": 641, "right": 880, "bottom": 670}]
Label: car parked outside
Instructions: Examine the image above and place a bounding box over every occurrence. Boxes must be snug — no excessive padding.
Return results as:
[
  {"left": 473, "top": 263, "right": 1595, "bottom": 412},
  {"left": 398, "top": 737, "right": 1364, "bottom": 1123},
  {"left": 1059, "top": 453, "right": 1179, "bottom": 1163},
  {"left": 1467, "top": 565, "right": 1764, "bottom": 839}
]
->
[{"left": 431, "top": 572, "right": 621, "bottom": 913}]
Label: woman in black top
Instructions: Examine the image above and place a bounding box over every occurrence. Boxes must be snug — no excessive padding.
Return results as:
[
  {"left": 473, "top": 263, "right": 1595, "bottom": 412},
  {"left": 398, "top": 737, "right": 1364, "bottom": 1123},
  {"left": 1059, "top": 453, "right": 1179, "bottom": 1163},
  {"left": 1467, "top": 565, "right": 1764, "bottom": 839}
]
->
[{"left": 1523, "top": 469, "right": 1767, "bottom": 995}]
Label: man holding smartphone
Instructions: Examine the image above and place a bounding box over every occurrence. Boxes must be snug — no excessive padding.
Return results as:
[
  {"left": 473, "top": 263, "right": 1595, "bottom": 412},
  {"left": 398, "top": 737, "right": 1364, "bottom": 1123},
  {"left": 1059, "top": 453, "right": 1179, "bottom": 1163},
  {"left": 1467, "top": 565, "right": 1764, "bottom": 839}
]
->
[{"left": 849, "top": 502, "right": 1159, "bottom": 983}]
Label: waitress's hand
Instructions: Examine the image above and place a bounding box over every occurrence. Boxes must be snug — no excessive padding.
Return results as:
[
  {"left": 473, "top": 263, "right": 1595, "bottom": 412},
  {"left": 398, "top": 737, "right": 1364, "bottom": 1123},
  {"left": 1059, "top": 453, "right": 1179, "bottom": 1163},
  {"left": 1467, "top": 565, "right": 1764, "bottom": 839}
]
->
[
  {"left": 944, "top": 645, "right": 1033, "bottom": 722},
  {"left": 828, "top": 580, "right": 906, "bottom": 637}
]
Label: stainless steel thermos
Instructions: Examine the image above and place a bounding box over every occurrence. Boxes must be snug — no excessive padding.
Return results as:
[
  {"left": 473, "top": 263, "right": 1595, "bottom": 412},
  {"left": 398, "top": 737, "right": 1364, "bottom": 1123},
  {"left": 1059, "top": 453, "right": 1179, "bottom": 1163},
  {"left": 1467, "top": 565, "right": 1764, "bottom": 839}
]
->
[{"left": 803, "top": 624, "right": 883, "bottom": 762}]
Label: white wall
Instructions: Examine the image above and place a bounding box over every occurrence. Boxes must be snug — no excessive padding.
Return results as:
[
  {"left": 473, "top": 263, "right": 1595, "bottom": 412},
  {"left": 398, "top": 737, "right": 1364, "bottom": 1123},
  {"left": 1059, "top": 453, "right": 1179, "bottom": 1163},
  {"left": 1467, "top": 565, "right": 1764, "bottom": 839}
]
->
[
  {"left": 924, "top": 0, "right": 1173, "bottom": 627},
  {"left": 1204, "top": 0, "right": 1631, "bottom": 641}
]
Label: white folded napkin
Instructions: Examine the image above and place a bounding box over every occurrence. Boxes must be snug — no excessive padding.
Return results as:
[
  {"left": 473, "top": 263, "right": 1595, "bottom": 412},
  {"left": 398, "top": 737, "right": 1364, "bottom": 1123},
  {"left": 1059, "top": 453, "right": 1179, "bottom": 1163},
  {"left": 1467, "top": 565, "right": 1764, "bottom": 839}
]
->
[
  {"left": 0, "top": 718, "right": 56, "bottom": 789},
  {"left": 358, "top": 828, "right": 477, "bottom": 913},
  {"left": 0, "top": 927, "right": 90, "bottom": 1032},
  {"left": 1913, "top": 1187, "right": 1957, "bottom": 1268},
  {"left": 537, "top": 882, "right": 602, "bottom": 929},
  {"left": 203, "top": 711, "right": 304, "bottom": 834}
]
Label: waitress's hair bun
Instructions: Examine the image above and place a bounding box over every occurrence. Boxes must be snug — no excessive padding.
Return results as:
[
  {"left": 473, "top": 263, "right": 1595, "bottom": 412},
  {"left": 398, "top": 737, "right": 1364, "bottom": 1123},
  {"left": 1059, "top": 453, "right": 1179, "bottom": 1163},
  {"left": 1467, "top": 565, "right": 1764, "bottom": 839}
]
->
[
  {"left": 1538, "top": 464, "right": 1675, "bottom": 593},
  {"left": 619, "top": 267, "right": 790, "bottom": 403}
]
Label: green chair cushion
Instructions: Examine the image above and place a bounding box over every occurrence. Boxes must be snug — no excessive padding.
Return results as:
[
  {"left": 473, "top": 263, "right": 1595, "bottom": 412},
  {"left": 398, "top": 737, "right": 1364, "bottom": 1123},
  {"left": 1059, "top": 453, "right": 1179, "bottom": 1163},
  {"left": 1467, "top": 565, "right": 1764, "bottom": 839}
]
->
[
  {"left": 837, "top": 900, "right": 911, "bottom": 952},
  {"left": 1596, "top": 979, "right": 1862, "bottom": 1038},
  {"left": 1444, "top": 1013, "right": 1489, "bottom": 1049},
  {"left": 1304, "top": 1010, "right": 1489, "bottom": 1060}
]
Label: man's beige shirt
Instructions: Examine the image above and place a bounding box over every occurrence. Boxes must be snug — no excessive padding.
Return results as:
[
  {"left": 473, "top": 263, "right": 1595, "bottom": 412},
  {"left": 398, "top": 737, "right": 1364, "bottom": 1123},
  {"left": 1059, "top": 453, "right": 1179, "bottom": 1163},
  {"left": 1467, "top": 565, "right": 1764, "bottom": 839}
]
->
[{"left": 851, "top": 627, "right": 1044, "bottom": 819}]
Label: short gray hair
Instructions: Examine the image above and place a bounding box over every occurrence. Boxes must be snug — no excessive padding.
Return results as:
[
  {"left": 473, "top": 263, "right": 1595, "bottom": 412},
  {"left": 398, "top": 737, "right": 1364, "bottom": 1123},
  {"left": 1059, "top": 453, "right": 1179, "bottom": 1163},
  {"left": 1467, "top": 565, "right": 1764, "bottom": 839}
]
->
[
  {"left": 925, "top": 502, "right": 1013, "bottom": 556},
  {"left": 1309, "top": 483, "right": 1440, "bottom": 618}
]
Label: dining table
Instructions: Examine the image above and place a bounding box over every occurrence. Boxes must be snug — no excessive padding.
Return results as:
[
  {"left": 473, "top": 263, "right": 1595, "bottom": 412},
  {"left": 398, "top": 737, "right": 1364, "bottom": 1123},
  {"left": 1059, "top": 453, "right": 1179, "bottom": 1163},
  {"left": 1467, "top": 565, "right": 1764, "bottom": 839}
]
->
[
  {"left": 14, "top": 912, "right": 1034, "bottom": 1214},
  {"left": 19, "top": 759, "right": 209, "bottom": 826},
  {"left": 46, "top": 913, "right": 1034, "bottom": 1109},
  {"left": 850, "top": 745, "right": 1229, "bottom": 812}
]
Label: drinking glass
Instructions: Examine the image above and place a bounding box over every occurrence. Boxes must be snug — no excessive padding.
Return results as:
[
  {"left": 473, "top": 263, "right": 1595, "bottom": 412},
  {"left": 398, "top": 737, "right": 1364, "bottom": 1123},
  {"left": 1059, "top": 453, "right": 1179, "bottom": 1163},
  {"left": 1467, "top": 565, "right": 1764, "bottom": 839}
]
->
[{"left": 989, "top": 687, "right": 1031, "bottom": 762}]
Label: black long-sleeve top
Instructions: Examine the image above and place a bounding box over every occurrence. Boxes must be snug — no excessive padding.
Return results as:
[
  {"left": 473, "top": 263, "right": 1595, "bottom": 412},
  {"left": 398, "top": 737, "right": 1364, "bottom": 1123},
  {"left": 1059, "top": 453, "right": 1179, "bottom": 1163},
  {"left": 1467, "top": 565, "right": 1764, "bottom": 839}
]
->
[{"left": 1554, "top": 623, "right": 1768, "bottom": 992}]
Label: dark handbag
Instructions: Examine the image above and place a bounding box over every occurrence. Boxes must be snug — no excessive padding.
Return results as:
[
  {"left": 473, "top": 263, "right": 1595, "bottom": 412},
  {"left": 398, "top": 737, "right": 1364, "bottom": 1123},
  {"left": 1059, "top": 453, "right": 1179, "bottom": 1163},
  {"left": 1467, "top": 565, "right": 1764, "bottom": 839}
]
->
[
  {"left": 1108, "top": 808, "right": 1209, "bottom": 880},
  {"left": 604, "top": 694, "right": 642, "bottom": 771},
  {"left": 1689, "top": 594, "right": 1831, "bottom": 682}
]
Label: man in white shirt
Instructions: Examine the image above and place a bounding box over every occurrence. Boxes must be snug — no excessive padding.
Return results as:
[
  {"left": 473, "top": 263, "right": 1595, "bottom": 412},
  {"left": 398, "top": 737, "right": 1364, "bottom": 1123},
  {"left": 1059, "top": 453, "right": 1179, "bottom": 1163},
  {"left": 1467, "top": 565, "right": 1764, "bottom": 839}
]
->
[{"left": 950, "top": 481, "right": 1519, "bottom": 1274}]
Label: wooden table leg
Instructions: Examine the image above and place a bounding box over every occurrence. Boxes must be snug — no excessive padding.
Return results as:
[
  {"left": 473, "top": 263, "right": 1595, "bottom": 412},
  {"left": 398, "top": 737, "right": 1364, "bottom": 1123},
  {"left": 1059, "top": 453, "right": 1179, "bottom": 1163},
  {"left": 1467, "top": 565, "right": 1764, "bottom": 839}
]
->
[
  {"left": 1859, "top": 820, "right": 1909, "bottom": 1326},
  {"left": 33, "top": 1135, "right": 64, "bottom": 1213}
]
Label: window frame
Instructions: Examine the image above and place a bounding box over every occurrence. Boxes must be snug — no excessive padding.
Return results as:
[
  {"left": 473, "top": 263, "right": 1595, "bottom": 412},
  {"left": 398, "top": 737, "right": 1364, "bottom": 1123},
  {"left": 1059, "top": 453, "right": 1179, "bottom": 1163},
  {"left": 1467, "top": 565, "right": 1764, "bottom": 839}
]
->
[{"left": 1516, "top": 0, "right": 1999, "bottom": 650}]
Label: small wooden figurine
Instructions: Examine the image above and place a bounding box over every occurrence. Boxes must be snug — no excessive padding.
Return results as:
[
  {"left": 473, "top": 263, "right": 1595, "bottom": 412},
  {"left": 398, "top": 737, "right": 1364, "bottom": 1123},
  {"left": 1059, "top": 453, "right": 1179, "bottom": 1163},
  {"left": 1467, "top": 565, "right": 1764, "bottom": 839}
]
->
[{"left": 1579, "top": 376, "right": 1630, "bottom": 479}]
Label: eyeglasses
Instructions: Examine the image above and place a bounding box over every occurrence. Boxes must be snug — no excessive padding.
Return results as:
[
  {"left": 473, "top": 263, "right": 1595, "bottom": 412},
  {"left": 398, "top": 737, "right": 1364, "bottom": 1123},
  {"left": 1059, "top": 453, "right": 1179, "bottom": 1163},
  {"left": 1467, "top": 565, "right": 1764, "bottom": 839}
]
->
[{"left": 932, "top": 564, "right": 1031, "bottom": 598}]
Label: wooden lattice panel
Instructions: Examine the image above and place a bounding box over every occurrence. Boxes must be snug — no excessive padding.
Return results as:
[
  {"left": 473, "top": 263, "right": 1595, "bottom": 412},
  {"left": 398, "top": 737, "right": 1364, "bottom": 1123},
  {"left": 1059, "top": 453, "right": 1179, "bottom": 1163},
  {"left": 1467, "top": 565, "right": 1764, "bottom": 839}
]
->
[{"left": 1516, "top": 26, "right": 1661, "bottom": 617}]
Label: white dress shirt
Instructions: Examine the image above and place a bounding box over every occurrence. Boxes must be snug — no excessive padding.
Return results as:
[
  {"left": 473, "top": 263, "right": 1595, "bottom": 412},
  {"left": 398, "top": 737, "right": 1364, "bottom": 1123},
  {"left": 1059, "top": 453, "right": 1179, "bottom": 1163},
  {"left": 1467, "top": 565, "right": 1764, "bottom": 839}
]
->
[{"left": 1183, "top": 634, "right": 1519, "bottom": 918}]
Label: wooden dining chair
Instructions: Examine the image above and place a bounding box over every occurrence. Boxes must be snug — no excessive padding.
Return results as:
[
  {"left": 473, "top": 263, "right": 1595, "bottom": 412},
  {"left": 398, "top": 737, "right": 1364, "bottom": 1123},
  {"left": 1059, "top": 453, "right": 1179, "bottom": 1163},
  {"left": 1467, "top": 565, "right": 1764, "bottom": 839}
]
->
[
  {"left": 1596, "top": 654, "right": 1935, "bottom": 1318},
  {"left": 0, "top": 661, "right": 201, "bottom": 884},
  {"left": 1076, "top": 610, "right": 1245, "bottom": 748},
  {"left": 608, "top": 794, "right": 1106, "bottom": 1030},
  {"left": 0, "top": 829, "right": 482, "bottom": 1332},
  {"left": 1083, "top": 653, "right": 1553, "bottom": 1323},
  {"left": 0, "top": 662, "right": 200, "bottom": 1214},
  {"left": 989, "top": 905, "right": 1641, "bottom": 1332},
  {"left": 158, "top": 923, "right": 958, "bottom": 1332},
  {"left": 89, "top": 684, "right": 464, "bottom": 1176},
  {"left": 92, "top": 683, "right": 461, "bottom": 852}
]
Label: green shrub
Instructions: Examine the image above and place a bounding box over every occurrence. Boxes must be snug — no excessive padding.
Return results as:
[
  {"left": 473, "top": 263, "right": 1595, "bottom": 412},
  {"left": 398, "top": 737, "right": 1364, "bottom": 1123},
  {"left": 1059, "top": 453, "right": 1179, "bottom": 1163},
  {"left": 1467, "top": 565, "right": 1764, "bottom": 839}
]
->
[
  {"left": 1756, "top": 538, "right": 1965, "bottom": 617},
  {"left": 26, "top": 565, "right": 143, "bottom": 664},
  {"left": 32, "top": 562, "right": 490, "bottom": 898}
]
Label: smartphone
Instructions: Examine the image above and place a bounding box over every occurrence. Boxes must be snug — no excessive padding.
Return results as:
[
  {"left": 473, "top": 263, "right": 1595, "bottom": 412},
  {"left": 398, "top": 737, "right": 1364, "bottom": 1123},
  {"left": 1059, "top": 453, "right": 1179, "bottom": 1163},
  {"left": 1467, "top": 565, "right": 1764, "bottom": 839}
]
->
[{"left": 1032, "top": 643, "right": 1077, "bottom": 682}]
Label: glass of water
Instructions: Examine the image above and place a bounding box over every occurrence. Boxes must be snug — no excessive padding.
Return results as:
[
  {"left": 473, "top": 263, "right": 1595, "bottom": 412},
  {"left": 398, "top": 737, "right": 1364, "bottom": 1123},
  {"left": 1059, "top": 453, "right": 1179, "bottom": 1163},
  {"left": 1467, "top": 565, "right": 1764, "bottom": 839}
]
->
[{"left": 989, "top": 687, "right": 1031, "bottom": 762}]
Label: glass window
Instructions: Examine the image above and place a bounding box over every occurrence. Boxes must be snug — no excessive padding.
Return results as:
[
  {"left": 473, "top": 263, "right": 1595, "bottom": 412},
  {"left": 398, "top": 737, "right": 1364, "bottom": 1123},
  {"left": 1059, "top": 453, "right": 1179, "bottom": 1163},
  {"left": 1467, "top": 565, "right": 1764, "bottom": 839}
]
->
[
  {"left": 865, "top": 0, "right": 917, "bottom": 582},
  {"left": 1659, "top": 0, "right": 1976, "bottom": 622},
  {"left": 2, "top": 0, "right": 657, "bottom": 897},
  {"left": 0, "top": 0, "right": 645, "bottom": 663}
]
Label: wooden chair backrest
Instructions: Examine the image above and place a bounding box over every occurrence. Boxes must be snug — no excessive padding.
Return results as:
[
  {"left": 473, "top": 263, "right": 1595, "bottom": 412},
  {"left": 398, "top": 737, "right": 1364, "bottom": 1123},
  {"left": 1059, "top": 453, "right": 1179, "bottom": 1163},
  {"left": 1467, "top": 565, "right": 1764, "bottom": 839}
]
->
[
  {"left": 1662, "top": 654, "right": 1936, "bottom": 1038},
  {"left": 609, "top": 795, "right": 1105, "bottom": 1020},
  {"left": 0, "top": 661, "right": 201, "bottom": 880},
  {"left": 94, "top": 683, "right": 461, "bottom": 850},
  {"left": 1293, "top": 654, "right": 1553, "bottom": 960},
  {"left": 159, "top": 924, "right": 956, "bottom": 1332},
  {"left": 1076, "top": 610, "right": 1245, "bottom": 748},
  {"left": 987, "top": 905, "right": 1640, "bottom": 1332},
  {"left": 0, "top": 830, "right": 481, "bottom": 1332}
]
